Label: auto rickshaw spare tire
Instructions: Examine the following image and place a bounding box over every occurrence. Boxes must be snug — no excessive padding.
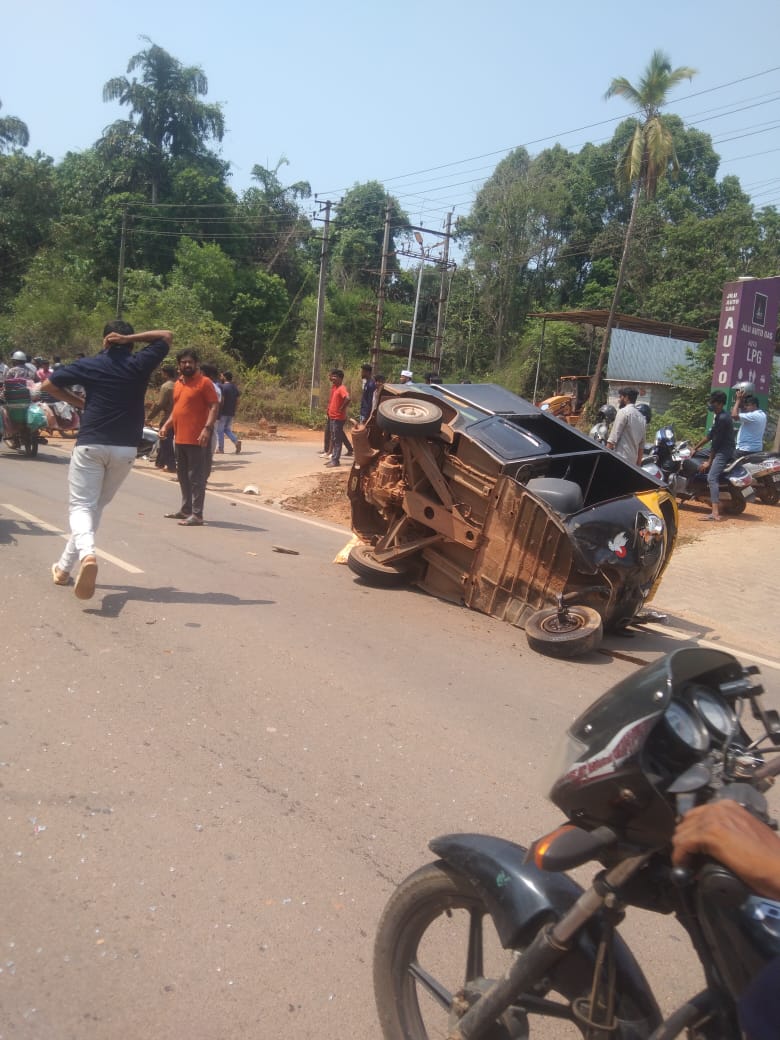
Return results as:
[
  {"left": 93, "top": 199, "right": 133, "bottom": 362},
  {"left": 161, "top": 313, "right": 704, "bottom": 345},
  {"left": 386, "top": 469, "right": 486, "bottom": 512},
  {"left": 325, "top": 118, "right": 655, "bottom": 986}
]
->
[
  {"left": 525, "top": 605, "right": 603, "bottom": 659},
  {"left": 377, "top": 398, "right": 443, "bottom": 438},
  {"left": 347, "top": 543, "right": 415, "bottom": 588}
]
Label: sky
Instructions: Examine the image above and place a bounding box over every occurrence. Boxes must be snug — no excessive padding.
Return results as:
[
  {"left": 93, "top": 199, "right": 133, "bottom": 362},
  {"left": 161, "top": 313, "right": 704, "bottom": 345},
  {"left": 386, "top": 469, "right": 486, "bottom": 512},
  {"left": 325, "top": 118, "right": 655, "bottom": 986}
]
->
[{"left": 4, "top": 0, "right": 780, "bottom": 243}]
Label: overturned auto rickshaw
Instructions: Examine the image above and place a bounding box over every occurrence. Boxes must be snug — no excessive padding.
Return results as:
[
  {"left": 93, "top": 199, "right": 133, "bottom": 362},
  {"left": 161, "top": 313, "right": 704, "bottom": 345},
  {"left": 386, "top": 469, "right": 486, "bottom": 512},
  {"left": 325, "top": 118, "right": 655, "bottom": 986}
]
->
[{"left": 347, "top": 382, "right": 678, "bottom": 658}]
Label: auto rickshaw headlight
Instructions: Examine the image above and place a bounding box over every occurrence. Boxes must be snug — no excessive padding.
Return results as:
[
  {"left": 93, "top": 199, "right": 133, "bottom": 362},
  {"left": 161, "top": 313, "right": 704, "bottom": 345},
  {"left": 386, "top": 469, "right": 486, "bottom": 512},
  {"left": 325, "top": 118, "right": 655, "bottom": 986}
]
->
[{"left": 636, "top": 512, "right": 664, "bottom": 561}]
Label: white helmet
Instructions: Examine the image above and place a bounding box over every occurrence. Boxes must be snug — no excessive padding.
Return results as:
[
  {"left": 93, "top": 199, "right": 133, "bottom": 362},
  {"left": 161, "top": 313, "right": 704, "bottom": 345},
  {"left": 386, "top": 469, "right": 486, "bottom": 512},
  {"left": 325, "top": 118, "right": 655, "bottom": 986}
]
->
[{"left": 11, "top": 350, "right": 26, "bottom": 362}]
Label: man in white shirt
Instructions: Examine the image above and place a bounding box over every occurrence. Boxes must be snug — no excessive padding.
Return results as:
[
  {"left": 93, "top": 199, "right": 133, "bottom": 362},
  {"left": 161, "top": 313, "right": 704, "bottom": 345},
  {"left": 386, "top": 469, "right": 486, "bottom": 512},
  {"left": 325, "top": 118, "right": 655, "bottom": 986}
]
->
[{"left": 607, "top": 387, "right": 646, "bottom": 466}]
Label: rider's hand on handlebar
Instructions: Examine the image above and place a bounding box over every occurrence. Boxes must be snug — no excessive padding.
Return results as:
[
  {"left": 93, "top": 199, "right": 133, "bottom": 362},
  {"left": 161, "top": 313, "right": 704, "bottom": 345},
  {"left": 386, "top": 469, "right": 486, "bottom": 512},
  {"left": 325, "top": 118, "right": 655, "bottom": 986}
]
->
[{"left": 672, "top": 801, "right": 780, "bottom": 900}]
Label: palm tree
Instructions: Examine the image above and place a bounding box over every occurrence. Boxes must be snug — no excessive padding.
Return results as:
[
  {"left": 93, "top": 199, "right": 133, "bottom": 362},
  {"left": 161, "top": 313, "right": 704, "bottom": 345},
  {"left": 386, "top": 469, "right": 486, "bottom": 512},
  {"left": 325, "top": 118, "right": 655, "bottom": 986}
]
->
[
  {"left": 587, "top": 50, "right": 696, "bottom": 408},
  {"left": 102, "top": 38, "right": 224, "bottom": 203},
  {"left": 0, "top": 100, "right": 29, "bottom": 152}
]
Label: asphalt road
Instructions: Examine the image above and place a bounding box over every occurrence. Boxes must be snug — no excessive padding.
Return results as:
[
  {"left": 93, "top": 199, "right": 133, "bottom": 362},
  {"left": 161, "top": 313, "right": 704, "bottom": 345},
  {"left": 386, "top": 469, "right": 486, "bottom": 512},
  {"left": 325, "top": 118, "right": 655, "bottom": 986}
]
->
[{"left": 1, "top": 448, "right": 778, "bottom": 1039}]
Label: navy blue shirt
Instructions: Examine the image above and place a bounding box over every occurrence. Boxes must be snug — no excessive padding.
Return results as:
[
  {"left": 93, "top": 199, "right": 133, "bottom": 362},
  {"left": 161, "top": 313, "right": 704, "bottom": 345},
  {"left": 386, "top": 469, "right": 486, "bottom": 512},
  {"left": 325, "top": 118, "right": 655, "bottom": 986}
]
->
[
  {"left": 50, "top": 340, "right": 169, "bottom": 447},
  {"left": 219, "top": 381, "right": 240, "bottom": 418}
]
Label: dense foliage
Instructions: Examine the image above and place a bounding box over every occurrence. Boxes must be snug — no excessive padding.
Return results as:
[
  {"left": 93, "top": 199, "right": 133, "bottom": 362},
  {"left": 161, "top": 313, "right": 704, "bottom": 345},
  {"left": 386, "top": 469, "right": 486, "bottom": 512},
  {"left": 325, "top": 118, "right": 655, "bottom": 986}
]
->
[{"left": 1, "top": 41, "right": 779, "bottom": 421}]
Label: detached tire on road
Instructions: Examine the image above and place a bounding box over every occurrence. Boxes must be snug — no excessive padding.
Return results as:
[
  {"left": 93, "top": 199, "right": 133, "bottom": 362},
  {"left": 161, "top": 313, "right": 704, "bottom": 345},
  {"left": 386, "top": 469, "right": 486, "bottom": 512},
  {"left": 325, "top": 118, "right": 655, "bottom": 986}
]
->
[
  {"left": 377, "top": 398, "right": 443, "bottom": 438},
  {"left": 347, "top": 543, "right": 415, "bottom": 588},
  {"left": 525, "top": 605, "right": 603, "bottom": 659}
]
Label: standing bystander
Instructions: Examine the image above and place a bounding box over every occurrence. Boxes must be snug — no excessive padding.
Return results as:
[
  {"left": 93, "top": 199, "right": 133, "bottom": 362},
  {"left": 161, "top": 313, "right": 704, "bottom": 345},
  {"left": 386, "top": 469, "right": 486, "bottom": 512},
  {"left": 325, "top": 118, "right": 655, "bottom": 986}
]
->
[
  {"left": 146, "top": 364, "right": 178, "bottom": 472},
  {"left": 42, "top": 323, "right": 172, "bottom": 599},
  {"left": 160, "top": 349, "right": 219, "bottom": 526},
  {"left": 606, "top": 388, "right": 646, "bottom": 466},
  {"left": 325, "top": 369, "right": 350, "bottom": 468},
  {"left": 217, "top": 370, "right": 242, "bottom": 454},
  {"left": 359, "top": 363, "right": 376, "bottom": 423}
]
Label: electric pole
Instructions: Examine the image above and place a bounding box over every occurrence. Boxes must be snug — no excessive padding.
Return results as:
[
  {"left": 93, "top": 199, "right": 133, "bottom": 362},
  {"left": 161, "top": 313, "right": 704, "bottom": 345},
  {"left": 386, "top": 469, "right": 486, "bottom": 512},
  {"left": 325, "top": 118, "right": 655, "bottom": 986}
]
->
[
  {"left": 372, "top": 199, "right": 392, "bottom": 370},
  {"left": 433, "top": 211, "right": 453, "bottom": 371},
  {"left": 310, "top": 200, "right": 332, "bottom": 411},
  {"left": 116, "top": 206, "right": 128, "bottom": 320}
]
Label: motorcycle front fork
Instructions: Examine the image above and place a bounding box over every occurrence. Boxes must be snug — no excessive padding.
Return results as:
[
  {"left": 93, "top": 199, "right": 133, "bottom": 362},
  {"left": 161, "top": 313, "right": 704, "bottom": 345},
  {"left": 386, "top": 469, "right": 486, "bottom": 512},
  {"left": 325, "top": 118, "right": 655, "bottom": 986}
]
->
[{"left": 447, "top": 852, "right": 650, "bottom": 1040}]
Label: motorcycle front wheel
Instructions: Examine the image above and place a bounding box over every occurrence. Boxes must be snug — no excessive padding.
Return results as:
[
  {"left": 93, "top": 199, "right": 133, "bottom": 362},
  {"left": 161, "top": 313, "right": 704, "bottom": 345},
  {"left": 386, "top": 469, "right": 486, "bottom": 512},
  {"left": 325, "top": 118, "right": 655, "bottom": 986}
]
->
[{"left": 374, "top": 861, "right": 611, "bottom": 1039}]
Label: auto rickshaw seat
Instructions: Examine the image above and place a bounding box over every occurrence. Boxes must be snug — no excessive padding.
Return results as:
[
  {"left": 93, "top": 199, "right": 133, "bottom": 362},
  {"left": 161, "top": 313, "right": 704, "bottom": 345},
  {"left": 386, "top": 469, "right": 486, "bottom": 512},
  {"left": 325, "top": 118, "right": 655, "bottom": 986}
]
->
[{"left": 527, "top": 477, "right": 583, "bottom": 515}]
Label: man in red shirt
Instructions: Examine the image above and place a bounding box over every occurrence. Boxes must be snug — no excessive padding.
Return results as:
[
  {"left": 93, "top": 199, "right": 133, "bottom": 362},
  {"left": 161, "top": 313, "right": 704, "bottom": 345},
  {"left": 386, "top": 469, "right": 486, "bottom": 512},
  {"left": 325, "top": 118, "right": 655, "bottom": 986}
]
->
[
  {"left": 160, "top": 349, "right": 219, "bottom": 525},
  {"left": 325, "top": 369, "right": 351, "bottom": 468}
]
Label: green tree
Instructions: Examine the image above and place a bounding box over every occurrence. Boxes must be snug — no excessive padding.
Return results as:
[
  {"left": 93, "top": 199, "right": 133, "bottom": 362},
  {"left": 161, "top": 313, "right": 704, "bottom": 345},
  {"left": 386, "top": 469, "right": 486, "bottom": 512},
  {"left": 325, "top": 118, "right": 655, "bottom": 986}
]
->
[
  {"left": 0, "top": 152, "right": 59, "bottom": 307},
  {"left": 101, "top": 38, "right": 225, "bottom": 203},
  {"left": 459, "top": 147, "right": 535, "bottom": 365},
  {"left": 330, "top": 182, "right": 408, "bottom": 291},
  {"left": 0, "top": 100, "right": 30, "bottom": 152},
  {"left": 170, "top": 238, "right": 236, "bottom": 324},
  {"left": 588, "top": 50, "right": 697, "bottom": 407}
]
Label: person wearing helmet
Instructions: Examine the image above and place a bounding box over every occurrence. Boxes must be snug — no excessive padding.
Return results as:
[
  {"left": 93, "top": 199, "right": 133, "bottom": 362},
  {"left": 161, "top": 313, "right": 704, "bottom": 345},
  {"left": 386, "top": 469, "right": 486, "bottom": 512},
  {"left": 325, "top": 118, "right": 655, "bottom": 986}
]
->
[
  {"left": 731, "top": 389, "right": 766, "bottom": 453},
  {"left": 6, "top": 350, "right": 31, "bottom": 380},
  {"left": 606, "top": 388, "right": 646, "bottom": 466}
]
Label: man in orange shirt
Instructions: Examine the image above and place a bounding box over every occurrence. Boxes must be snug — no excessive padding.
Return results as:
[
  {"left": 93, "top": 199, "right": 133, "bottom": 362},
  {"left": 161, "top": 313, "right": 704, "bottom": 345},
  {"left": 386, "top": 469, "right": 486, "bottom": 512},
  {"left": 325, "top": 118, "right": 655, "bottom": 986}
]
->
[
  {"left": 160, "top": 349, "right": 219, "bottom": 526},
  {"left": 325, "top": 368, "right": 350, "bottom": 468}
]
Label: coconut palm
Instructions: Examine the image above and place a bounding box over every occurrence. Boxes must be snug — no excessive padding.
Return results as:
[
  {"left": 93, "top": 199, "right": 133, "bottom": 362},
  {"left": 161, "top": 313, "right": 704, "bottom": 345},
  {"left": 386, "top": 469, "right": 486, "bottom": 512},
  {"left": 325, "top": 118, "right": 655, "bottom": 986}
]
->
[
  {"left": 0, "top": 100, "right": 29, "bottom": 152},
  {"left": 587, "top": 50, "right": 697, "bottom": 408},
  {"left": 101, "top": 38, "right": 224, "bottom": 203}
]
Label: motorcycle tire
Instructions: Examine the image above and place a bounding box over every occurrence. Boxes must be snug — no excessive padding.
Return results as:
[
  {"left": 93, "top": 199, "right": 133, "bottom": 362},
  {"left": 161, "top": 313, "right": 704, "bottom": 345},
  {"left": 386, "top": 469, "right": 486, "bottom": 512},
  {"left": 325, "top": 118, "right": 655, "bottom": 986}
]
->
[
  {"left": 525, "top": 605, "right": 603, "bottom": 659},
  {"left": 347, "top": 543, "right": 415, "bottom": 588},
  {"left": 724, "top": 490, "right": 747, "bottom": 515},
  {"left": 757, "top": 484, "right": 780, "bottom": 506},
  {"left": 22, "top": 432, "right": 39, "bottom": 458},
  {"left": 377, "top": 398, "right": 443, "bottom": 438},
  {"left": 374, "top": 860, "right": 629, "bottom": 1040}
]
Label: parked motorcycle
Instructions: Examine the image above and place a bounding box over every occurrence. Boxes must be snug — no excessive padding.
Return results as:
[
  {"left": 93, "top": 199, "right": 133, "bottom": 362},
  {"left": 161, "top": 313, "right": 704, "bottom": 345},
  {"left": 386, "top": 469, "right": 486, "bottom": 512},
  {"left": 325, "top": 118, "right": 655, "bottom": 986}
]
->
[
  {"left": 137, "top": 425, "right": 160, "bottom": 460},
  {"left": 642, "top": 427, "right": 754, "bottom": 514},
  {"left": 735, "top": 451, "right": 780, "bottom": 505},
  {"left": 588, "top": 403, "right": 616, "bottom": 446},
  {"left": 373, "top": 647, "right": 780, "bottom": 1039}
]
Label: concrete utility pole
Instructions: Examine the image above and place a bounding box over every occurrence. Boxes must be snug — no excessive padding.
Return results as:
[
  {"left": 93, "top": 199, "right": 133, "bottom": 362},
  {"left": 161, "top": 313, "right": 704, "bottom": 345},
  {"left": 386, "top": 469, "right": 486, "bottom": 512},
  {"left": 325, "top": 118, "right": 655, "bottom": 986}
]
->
[
  {"left": 116, "top": 206, "right": 128, "bottom": 320},
  {"left": 310, "top": 199, "right": 332, "bottom": 411},
  {"left": 433, "top": 211, "right": 453, "bottom": 371},
  {"left": 372, "top": 199, "right": 392, "bottom": 370}
]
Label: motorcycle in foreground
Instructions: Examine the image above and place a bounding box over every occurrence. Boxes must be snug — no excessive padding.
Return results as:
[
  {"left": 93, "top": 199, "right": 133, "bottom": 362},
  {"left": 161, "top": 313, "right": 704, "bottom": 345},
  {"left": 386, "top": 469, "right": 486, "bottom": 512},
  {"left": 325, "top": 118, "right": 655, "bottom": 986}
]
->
[
  {"left": 642, "top": 428, "right": 754, "bottom": 514},
  {"left": 374, "top": 647, "right": 780, "bottom": 1039}
]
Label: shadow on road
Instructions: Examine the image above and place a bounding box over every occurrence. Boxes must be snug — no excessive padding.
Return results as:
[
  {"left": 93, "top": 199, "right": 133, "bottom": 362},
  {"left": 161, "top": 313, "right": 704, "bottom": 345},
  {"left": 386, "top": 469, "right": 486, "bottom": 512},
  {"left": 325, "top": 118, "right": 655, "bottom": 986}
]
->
[{"left": 82, "top": 584, "right": 274, "bottom": 618}]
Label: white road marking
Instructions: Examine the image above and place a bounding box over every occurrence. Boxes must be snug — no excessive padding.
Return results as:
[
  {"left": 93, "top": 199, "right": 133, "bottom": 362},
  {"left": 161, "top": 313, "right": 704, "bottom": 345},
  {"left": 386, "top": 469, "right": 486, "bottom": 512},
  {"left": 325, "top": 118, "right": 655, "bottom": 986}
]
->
[
  {"left": 132, "top": 465, "right": 349, "bottom": 535},
  {"left": 638, "top": 621, "right": 780, "bottom": 672},
  {"left": 1, "top": 504, "right": 144, "bottom": 574}
]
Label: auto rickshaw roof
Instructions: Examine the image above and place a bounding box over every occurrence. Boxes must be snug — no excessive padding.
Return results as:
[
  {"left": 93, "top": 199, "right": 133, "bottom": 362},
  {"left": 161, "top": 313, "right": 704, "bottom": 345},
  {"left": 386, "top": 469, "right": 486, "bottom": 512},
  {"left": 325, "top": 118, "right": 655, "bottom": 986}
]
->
[{"left": 422, "top": 383, "right": 539, "bottom": 416}]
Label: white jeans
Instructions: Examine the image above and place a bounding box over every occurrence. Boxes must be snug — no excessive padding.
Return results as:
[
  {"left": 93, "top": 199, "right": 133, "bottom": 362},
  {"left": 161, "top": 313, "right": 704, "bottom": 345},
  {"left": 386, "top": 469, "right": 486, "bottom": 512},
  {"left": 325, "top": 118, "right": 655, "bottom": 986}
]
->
[{"left": 57, "top": 445, "right": 136, "bottom": 574}]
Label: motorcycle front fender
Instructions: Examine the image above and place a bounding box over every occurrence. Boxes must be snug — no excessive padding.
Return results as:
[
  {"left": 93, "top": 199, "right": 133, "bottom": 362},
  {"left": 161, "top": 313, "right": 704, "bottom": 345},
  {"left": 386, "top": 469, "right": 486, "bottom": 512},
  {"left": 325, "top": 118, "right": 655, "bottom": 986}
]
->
[{"left": 430, "top": 832, "right": 661, "bottom": 1026}]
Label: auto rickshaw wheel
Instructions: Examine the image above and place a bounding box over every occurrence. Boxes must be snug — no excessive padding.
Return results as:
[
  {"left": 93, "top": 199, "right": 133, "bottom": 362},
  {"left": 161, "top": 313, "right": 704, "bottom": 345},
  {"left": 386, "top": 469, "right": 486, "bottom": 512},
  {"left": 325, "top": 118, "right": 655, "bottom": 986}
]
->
[
  {"left": 347, "top": 543, "right": 416, "bottom": 588},
  {"left": 377, "top": 398, "right": 443, "bottom": 438},
  {"left": 525, "top": 605, "right": 603, "bottom": 659}
]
